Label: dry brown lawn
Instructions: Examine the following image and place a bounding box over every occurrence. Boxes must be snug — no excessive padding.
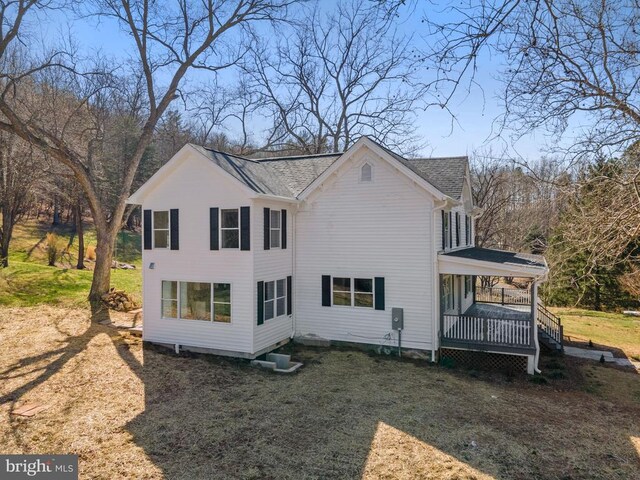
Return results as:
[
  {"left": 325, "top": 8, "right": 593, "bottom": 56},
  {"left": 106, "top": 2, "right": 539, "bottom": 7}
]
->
[{"left": 1, "top": 306, "right": 639, "bottom": 479}]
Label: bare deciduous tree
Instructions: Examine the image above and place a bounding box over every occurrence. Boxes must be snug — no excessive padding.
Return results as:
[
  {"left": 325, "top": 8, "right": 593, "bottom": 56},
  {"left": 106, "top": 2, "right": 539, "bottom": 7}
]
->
[
  {"left": 244, "top": 0, "right": 424, "bottom": 154},
  {"left": 0, "top": 0, "right": 294, "bottom": 306}
]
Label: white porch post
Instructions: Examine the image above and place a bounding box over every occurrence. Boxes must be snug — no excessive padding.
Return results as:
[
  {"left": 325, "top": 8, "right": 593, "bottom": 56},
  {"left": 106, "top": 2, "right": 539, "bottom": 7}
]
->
[{"left": 531, "top": 280, "right": 540, "bottom": 375}]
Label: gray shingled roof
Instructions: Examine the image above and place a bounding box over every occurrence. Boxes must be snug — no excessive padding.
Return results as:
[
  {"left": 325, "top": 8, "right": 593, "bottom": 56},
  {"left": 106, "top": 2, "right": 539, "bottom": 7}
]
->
[
  {"left": 257, "top": 153, "right": 342, "bottom": 197},
  {"left": 192, "top": 139, "right": 468, "bottom": 200},
  {"left": 400, "top": 157, "right": 468, "bottom": 199},
  {"left": 442, "top": 247, "right": 547, "bottom": 270}
]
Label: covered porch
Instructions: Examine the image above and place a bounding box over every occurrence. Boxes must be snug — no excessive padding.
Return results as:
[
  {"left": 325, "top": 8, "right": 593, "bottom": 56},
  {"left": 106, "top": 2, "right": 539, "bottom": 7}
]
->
[{"left": 438, "top": 247, "right": 556, "bottom": 373}]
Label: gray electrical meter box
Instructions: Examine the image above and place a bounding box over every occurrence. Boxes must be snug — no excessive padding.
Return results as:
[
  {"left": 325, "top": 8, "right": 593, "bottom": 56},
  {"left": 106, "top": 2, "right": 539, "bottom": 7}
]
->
[{"left": 391, "top": 308, "right": 404, "bottom": 330}]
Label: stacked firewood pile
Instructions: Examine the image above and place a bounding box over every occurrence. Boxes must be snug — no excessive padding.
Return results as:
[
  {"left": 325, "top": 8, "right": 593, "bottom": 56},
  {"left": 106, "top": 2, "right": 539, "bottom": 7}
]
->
[{"left": 101, "top": 288, "right": 140, "bottom": 312}]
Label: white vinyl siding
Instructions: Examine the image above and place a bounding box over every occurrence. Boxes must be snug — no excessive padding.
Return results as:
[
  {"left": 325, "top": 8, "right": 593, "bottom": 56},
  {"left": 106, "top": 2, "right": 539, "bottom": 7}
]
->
[
  {"left": 296, "top": 150, "right": 434, "bottom": 351},
  {"left": 253, "top": 199, "right": 293, "bottom": 353},
  {"left": 142, "top": 152, "right": 253, "bottom": 354}
]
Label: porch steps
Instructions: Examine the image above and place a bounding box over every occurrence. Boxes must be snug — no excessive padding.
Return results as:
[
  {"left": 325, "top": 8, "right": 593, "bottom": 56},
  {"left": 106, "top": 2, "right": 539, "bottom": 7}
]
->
[
  {"left": 537, "top": 304, "right": 563, "bottom": 352},
  {"left": 538, "top": 329, "right": 563, "bottom": 352}
]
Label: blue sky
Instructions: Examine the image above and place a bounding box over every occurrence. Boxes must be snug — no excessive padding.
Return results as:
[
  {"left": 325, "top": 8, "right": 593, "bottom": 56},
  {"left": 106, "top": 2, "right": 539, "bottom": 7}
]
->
[{"left": 40, "top": 1, "right": 565, "bottom": 161}]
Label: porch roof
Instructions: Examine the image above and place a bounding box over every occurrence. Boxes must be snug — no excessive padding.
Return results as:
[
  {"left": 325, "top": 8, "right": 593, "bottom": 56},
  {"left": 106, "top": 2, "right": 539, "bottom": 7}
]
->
[{"left": 438, "top": 247, "right": 548, "bottom": 279}]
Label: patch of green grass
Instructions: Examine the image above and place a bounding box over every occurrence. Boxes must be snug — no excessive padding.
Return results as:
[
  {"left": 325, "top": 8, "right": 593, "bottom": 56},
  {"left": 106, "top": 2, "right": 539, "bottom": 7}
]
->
[
  {"left": 0, "top": 220, "right": 141, "bottom": 307},
  {"left": 550, "top": 307, "right": 640, "bottom": 358}
]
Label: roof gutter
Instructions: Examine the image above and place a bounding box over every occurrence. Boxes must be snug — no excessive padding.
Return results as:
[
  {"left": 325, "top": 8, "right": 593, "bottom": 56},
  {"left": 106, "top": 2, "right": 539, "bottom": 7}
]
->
[{"left": 252, "top": 193, "right": 300, "bottom": 204}]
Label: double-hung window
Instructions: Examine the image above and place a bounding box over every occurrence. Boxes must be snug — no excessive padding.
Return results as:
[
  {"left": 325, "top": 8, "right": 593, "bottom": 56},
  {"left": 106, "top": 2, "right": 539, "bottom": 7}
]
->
[
  {"left": 161, "top": 281, "right": 178, "bottom": 318},
  {"left": 263, "top": 278, "right": 287, "bottom": 321},
  {"left": 464, "top": 275, "right": 473, "bottom": 298},
  {"left": 221, "top": 209, "right": 239, "bottom": 248},
  {"left": 153, "top": 211, "right": 170, "bottom": 248},
  {"left": 332, "top": 277, "right": 374, "bottom": 308},
  {"left": 270, "top": 210, "right": 281, "bottom": 248},
  {"left": 443, "top": 212, "right": 450, "bottom": 250},
  {"left": 213, "top": 283, "right": 231, "bottom": 323}
]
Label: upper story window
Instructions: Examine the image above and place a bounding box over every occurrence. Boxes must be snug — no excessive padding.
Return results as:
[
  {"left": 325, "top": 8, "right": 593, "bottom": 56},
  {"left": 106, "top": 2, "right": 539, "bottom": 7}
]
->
[
  {"left": 144, "top": 209, "right": 178, "bottom": 251},
  {"left": 221, "top": 209, "right": 239, "bottom": 249},
  {"left": 465, "top": 215, "right": 472, "bottom": 245},
  {"left": 270, "top": 210, "right": 281, "bottom": 248},
  {"left": 153, "top": 211, "right": 170, "bottom": 248},
  {"left": 442, "top": 211, "right": 450, "bottom": 250},
  {"left": 360, "top": 163, "right": 372, "bottom": 182}
]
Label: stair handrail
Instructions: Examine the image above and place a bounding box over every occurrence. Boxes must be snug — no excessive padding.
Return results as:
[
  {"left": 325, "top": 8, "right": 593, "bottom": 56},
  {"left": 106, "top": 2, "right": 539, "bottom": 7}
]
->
[{"left": 536, "top": 303, "right": 563, "bottom": 347}]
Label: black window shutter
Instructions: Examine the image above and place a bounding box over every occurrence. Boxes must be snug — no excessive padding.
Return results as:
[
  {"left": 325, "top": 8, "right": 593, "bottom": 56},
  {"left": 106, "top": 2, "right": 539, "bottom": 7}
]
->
[
  {"left": 321, "top": 275, "right": 331, "bottom": 306},
  {"left": 143, "top": 209, "right": 152, "bottom": 250},
  {"left": 449, "top": 211, "right": 453, "bottom": 248},
  {"left": 257, "top": 281, "right": 264, "bottom": 325},
  {"left": 210, "top": 208, "right": 219, "bottom": 250},
  {"left": 286, "top": 275, "right": 292, "bottom": 315},
  {"left": 466, "top": 216, "right": 470, "bottom": 245},
  {"left": 374, "top": 277, "right": 385, "bottom": 310},
  {"left": 281, "top": 209, "right": 287, "bottom": 249},
  {"left": 263, "top": 207, "right": 270, "bottom": 250},
  {"left": 240, "top": 206, "right": 250, "bottom": 251},
  {"left": 455, "top": 212, "right": 460, "bottom": 247},
  {"left": 441, "top": 210, "right": 445, "bottom": 250},
  {"left": 170, "top": 209, "right": 179, "bottom": 250}
]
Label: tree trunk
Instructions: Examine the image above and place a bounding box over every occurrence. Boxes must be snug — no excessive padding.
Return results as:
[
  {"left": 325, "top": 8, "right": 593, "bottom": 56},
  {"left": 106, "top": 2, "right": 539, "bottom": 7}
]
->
[
  {"left": 88, "top": 224, "right": 115, "bottom": 309},
  {"left": 1, "top": 204, "right": 12, "bottom": 268},
  {"left": 75, "top": 203, "right": 85, "bottom": 270},
  {"left": 52, "top": 197, "right": 60, "bottom": 226}
]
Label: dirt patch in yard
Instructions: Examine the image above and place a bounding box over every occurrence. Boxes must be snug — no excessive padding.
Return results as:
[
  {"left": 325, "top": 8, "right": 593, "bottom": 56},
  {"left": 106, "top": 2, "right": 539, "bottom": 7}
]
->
[{"left": 1, "top": 306, "right": 639, "bottom": 479}]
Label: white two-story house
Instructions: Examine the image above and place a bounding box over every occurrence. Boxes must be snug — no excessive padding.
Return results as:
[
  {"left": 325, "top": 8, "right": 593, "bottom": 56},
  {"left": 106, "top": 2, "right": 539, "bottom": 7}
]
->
[{"left": 127, "top": 137, "right": 562, "bottom": 374}]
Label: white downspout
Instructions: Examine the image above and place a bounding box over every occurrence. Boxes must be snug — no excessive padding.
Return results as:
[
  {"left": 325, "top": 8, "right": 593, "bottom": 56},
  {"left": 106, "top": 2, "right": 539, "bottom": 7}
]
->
[
  {"left": 290, "top": 204, "right": 297, "bottom": 339},
  {"left": 431, "top": 200, "right": 448, "bottom": 363}
]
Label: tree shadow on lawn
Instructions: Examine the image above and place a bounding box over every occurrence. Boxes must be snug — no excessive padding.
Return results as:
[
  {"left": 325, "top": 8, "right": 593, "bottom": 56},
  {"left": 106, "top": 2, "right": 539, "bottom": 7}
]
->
[
  {"left": 126, "top": 345, "right": 640, "bottom": 480},
  {"left": 0, "top": 304, "right": 144, "bottom": 447}
]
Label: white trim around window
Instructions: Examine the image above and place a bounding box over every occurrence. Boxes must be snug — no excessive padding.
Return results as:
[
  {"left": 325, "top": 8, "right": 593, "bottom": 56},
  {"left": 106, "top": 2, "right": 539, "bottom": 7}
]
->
[
  {"left": 161, "top": 280, "right": 232, "bottom": 323},
  {"left": 220, "top": 208, "right": 240, "bottom": 249},
  {"left": 153, "top": 210, "right": 170, "bottom": 249},
  {"left": 270, "top": 209, "right": 281, "bottom": 249},
  {"left": 359, "top": 162, "right": 373, "bottom": 182},
  {"left": 263, "top": 278, "right": 287, "bottom": 321},
  {"left": 331, "top": 276, "right": 374, "bottom": 308}
]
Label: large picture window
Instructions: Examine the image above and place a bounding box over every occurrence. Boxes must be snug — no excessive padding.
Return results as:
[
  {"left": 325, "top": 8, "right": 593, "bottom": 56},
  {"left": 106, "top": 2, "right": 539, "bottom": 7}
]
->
[
  {"left": 332, "top": 277, "right": 373, "bottom": 308},
  {"left": 180, "top": 282, "right": 211, "bottom": 321},
  {"left": 162, "top": 281, "right": 232, "bottom": 323},
  {"left": 221, "top": 209, "right": 239, "bottom": 248},
  {"left": 153, "top": 211, "right": 169, "bottom": 248}
]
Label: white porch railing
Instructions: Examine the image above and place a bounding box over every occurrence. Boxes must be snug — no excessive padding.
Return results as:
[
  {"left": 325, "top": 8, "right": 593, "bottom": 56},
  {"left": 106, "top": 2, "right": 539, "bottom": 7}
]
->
[
  {"left": 442, "top": 314, "right": 534, "bottom": 352},
  {"left": 475, "top": 286, "right": 531, "bottom": 305}
]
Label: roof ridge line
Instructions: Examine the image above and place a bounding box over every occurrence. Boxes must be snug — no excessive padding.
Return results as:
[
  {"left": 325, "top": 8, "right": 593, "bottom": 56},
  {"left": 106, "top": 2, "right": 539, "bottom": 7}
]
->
[
  {"left": 195, "top": 144, "right": 260, "bottom": 164},
  {"left": 255, "top": 152, "right": 343, "bottom": 161}
]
